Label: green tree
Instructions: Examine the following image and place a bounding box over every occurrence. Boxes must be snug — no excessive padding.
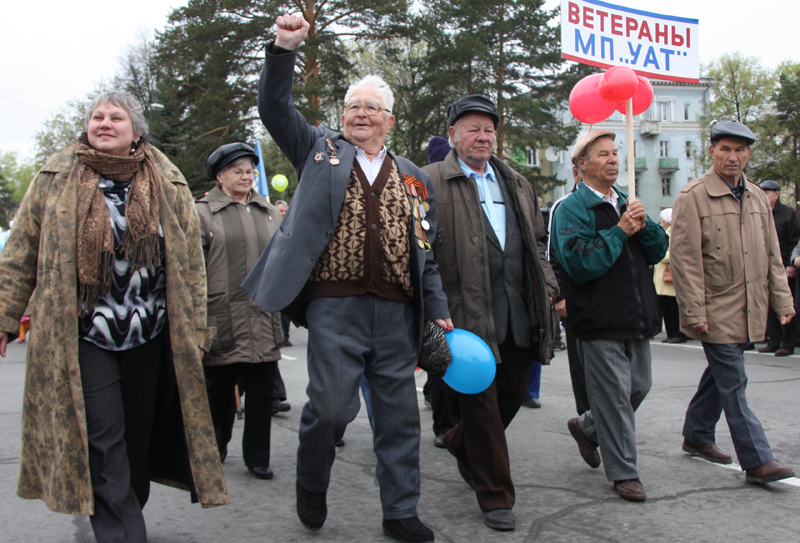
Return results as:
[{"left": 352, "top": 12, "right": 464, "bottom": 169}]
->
[
  {"left": 32, "top": 98, "right": 88, "bottom": 165},
  {"left": 415, "top": 0, "right": 589, "bottom": 193},
  {"left": 151, "top": 0, "right": 413, "bottom": 194},
  {"left": 705, "top": 53, "right": 777, "bottom": 125},
  {"left": 0, "top": 152, "right": 31, "bottom": 221}
]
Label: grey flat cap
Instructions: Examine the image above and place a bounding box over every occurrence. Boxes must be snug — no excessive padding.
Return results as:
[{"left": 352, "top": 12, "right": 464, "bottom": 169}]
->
[
  {"left": 710, "top": 120, "right": 756, "bottom": 144},
  {"left": 759, "top": 180, "right": 781, "bottom": 192},
  {"left": 571, "top": 130, "right": 616, "bottom": 165},
  {"left": 207, "top": 142, "right": 259, "bottom": 179},
  {"left": 446, "top": 95, "right": 499, "bottom": 129}
]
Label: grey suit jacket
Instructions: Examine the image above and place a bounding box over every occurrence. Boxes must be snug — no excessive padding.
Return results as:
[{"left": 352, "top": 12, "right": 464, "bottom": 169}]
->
[{"left": 242, "top": 42, "right": 449, "bottom": 351}]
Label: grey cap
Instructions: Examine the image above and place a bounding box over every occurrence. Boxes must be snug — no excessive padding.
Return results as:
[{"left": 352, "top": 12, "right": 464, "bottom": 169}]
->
[
  {"left": 759, "top": 180, "right": 781, "bottom": 192},
  {"left": 206, "top": 142, "right": 259, "bottom": 180},
  {"left": 710, "top": 120, "right": 756, "bottom": 145},
  {"left": 446, "top": 95, "right": 499, "bottom": 129}
]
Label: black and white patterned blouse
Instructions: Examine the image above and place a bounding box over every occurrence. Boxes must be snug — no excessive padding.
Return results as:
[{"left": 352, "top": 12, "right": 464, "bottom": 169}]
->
[{"left": 78, "top": 177, "right": 167, "bottom": 351}]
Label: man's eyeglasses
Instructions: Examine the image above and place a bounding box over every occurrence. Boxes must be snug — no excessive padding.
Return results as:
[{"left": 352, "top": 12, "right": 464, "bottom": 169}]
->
[{"left": 344, "top": 100, "right": 391, "bottom": 116}]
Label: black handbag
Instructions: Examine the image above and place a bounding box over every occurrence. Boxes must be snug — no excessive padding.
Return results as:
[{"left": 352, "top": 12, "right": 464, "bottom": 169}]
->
[{"left": 418, "top": 321, "right": 452, "bottom": 377}]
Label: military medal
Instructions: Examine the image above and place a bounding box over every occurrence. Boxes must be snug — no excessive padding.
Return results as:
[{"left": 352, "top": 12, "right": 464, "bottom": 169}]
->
[
  {"left": 314, "top": 151, "right": 324, "bottom": 164},
  {"left": 403, "top": 173, "right": 432, "bottom": 252},
  {"left": 326, "top": 138, "right": 339, "bottom": 166}
]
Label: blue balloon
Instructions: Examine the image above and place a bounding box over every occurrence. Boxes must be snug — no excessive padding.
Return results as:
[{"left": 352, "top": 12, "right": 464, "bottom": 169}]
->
[{"left": 442, "top": 329, "right": 496, "bottom": 394}]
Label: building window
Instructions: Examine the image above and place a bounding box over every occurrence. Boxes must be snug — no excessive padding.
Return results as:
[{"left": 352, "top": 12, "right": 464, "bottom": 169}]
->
[
  {"left": 525, "top": 147, "right": 540, "bottom": 168},
  {"left": 662, "top": 177, "right": 671, "bottom": 196},
  {"left": 685, "top": 141, "right": 692, "bottom": 158},
  {"left": 659, "top": 141, "right": 670, "bottom": 158},
  {"left": 634, "top": 141, "right": 641, "bottom": 156},
  {"left": 657, "top": 101, "right": 672, "bottom": 122},
  {"left": 684, "top": 103, "right": 691, "bottom": 121}
]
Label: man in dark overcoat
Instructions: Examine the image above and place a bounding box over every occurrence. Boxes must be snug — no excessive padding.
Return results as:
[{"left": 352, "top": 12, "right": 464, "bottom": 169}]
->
[
  {"left": 242, "top": 12, "right": 451, "bottom": 543},
  {"left": 422, "top": 96, "right": 558, "bottom": 531}
]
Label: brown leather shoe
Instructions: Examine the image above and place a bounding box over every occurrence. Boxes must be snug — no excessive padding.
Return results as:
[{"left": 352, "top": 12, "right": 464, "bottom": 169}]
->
[
  {"left": 682, "top": 439, "right": 733, "bottom": 464},
  {"left": 758, "top": 345, "right": 778, "bottom": 353},
  {"left": 614, "top": 479, "right": 646, "bottom": 501},
  {"left": 775, "top": 348, "right": 794, "bottom": 357},
  {"left": 745, "top": 461, "right": 796, "bottom": 484},
  {"left": 568, "top": 418, "right": 601, "bottom": 468}
]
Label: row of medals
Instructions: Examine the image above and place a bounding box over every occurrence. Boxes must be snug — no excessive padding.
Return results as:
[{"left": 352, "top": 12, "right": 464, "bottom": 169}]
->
[{"left": 319, "top": 138, "right": 431, "bottom": 251}]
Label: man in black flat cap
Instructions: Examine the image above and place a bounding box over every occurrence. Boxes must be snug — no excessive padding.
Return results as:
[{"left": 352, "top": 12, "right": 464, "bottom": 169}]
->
[
  {"left": 671, "top": 120, "right": 796, "bottom": 484},
  {"left": 758, "top": 180, "right": 800, "bottom": 356},
  {"left": 422, "top": 95, "right": 558, "bottom": 531}
]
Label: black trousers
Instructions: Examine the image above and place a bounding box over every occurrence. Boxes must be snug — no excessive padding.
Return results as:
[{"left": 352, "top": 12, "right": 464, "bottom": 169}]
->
[
  {"left": 564, "top": 318, "right": 590, "bottom": 415},
  {"left": 204, "top": 361, "right": 275, "bottom": 468},
  {"left": 446, "top": 342, "right": 532, "bottom": 512},
  {"left": 660, "top": 295, "right": 688, "bottom": 340},
  {"left": 766, "top": 276, "right": 796, "bottom": 350},
  {"left": 78, "top": 331, "right": 165, "bottom": 543},
  {"left": 427, "top": 374, "right": 460, "bottom": 436}
]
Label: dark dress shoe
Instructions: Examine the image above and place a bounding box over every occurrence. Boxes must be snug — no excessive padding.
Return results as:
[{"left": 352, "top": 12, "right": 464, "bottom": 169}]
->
[
  {"left": 383, "top": 517, "right": 434, "bottom": 543},
  {"left": 334, "top": 439, "right": 345, "bottom": 447},
  {"left": 758, "top": 345, "right": 778, "bottom": 353},
  {"left": 522, "top": 397, "right": 542, "bottom": 408},
  {"left": 682, "top": 439, "right": 732, "bottom": 464},
  {"left": 775, "top": 348, "right": 794, "bottom": 357},
  {"left": 745, "top": 461, "right": 796, "bottom": 484},
  {"left": 248, "top": 466, "right": 273, "bottom": 479},
  {"left": 296, "top": 481, "right": 327, "bottom": 530},
  {"left": 568, "top": 418, "right": 601, "bottom": 468},
  {"left": 665, "top": 336, "right": 688, "bottom": 344},
  {"left": 553, "top": 340, "right": 567, "bottom": 352},
  {"left": 219, "top": 448, "right": 227, "bottom": 464},
  {"left": 282, "top": 338, "right": 293, "bottom": 347},
  {"left": 272, "top": 400, "right": 291, "bottom": 414},
  {"left": 743, "top": 342, "right": 755, "bottom": 351},
  {"left": 434, "top": 434, "right": 446, "bottom": 448},
  {"left": 484, "top": 509, "right": 515, "bottom": 531},
  {"left": 614, "top": 479, "right": 646, "bottom": 501}
]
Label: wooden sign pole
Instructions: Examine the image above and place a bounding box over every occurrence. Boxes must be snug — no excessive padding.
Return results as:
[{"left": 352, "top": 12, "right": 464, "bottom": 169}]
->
[{"left": 626, "top": 97, "right": 636, "bottom": 200}]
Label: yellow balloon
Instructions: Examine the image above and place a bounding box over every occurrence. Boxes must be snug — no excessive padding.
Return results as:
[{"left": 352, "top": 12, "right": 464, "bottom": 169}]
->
[{"left": 271, "top": 174, "right": 289, "bottom": 192}]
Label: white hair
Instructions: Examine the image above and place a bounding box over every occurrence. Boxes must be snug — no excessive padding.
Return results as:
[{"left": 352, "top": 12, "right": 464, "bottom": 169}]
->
[{"left": 345, "top": 75, "right": 394, "bottom": 113}]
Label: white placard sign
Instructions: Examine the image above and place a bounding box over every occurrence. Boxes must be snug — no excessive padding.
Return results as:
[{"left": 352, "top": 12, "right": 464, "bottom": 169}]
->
[{"left": 561, "top": 0, "right": 699, "bottom": 83}]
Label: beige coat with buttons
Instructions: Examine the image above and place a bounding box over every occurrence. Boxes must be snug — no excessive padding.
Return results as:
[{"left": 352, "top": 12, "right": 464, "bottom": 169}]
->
[
  {"left": 671, "top": 168, "right": 795, "bottom": 343},
  {"left": 0, "top": 142, "right": 229, "bottom": 514},
  {"left": 195, "top": 186, "right": 283, "bottom": 365}
]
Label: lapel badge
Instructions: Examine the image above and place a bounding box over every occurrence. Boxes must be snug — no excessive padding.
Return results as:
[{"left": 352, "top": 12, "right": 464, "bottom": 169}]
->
[
  {"left": 314, "top": 151, "right": 324, "bottom": 164},
  {"left": 326, "top": 138, "right": 339, "bottom": 166}
]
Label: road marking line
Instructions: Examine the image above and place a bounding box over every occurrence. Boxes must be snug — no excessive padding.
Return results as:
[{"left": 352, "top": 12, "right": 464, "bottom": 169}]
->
[
  {"left": 281, "top": 355, "right": 298, "bottom": 360},
  {"left": 691, "top": 456, "right": 800, "bottom": 486}
]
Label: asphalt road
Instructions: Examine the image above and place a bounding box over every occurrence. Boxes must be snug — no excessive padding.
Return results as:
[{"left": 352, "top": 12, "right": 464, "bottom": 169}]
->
[{"left": 1, "top": 328, "right": 798, "bottom": 542}]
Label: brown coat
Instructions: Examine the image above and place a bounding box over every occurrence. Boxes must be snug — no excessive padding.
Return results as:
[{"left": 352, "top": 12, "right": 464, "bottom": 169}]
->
[
  {"left": 195, "top": 186, "right": 283, "bottom": 365},
  {"left": 422, "top": 151, "right": 559, "bottom": 365},
  {"left": 671, "top": 168, "right": 795, "bottom": 343},
  {"left": 0, "top": 142, "right": 229, "bottom": 514}
]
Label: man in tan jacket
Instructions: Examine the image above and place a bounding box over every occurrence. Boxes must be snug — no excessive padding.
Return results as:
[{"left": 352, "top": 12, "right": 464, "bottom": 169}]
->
[{"left": 671, "top": 120, "right": 795, "bottom": 484}]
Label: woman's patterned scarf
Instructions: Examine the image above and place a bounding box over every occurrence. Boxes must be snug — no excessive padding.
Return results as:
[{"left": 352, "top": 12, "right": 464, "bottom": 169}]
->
[{"left": 75, "top": 133, "right": 161, "bottom": 315}]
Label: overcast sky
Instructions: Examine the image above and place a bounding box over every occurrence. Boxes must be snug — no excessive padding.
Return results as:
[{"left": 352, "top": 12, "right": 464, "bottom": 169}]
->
[{"left": 2, "top": 0, "right": 798, "bottom": 160}]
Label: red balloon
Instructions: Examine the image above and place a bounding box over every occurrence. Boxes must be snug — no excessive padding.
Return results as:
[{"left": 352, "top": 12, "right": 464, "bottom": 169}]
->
[
  {"left": 599, "top": 66, "right": 639, "bottom": 103},
  {"left": 615, "top": 76, "right": 654, "bottom": 116},
  {"left": 569, "top": 73, "right": 617, "bottom": 125}
]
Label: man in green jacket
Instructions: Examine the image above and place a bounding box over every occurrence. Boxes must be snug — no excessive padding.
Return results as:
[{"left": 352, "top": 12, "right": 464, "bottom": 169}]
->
[
  {"left": 551, "top": 130, "right": 667, "bottom": 502},
  {"left": 422, "top": 95, "right": 558, "bottom": 532}
]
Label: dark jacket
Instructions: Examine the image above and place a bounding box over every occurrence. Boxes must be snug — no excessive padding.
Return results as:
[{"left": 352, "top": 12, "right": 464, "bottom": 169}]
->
[
  {"left": 771, "top": 201, "right": 800, "bottom": 267},
  {"left": 422, "top": 149, "right": 559, "bottom": 365},
  {"left": 551, "top": 183, "right": 668, "bottom": 340},
  {"left": 242, "top": 43, "right": 449, "bottom": 353},
  {"left": 196, "top": 186, "right": 283, "bottom": 365}
]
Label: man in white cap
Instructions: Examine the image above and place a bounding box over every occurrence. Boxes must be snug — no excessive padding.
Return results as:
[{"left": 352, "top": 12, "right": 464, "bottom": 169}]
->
[{"left": 550, "top": 130, "right": 668, "bottom": 501}]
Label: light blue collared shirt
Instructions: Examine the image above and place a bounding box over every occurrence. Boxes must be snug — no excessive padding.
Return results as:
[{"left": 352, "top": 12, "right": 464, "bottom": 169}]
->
[{"left": 458, "top": 157, "right": 506, "bottom": 248}]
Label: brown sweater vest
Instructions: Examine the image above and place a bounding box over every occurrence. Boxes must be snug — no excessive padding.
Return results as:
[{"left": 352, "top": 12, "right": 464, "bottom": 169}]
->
[{"left": 307, "top": 155, "right": 413, "bottom": 303}]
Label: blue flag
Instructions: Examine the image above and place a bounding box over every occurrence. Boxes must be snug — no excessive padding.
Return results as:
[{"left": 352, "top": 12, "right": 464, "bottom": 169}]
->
[{"left": 254, "top": 139, "right": 269, "bottom": 198}]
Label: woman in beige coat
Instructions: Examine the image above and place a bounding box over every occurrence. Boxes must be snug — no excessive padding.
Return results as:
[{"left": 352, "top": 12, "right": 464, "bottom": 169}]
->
[
  {"left": 196, "top": 143, "right": 283, "bottom": 480},
  {"left": 654, "top": 208, "right": 688, "bottom": 343},
  {"left": 0, "top": 91, "right": 228, "bottom": 543}
]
